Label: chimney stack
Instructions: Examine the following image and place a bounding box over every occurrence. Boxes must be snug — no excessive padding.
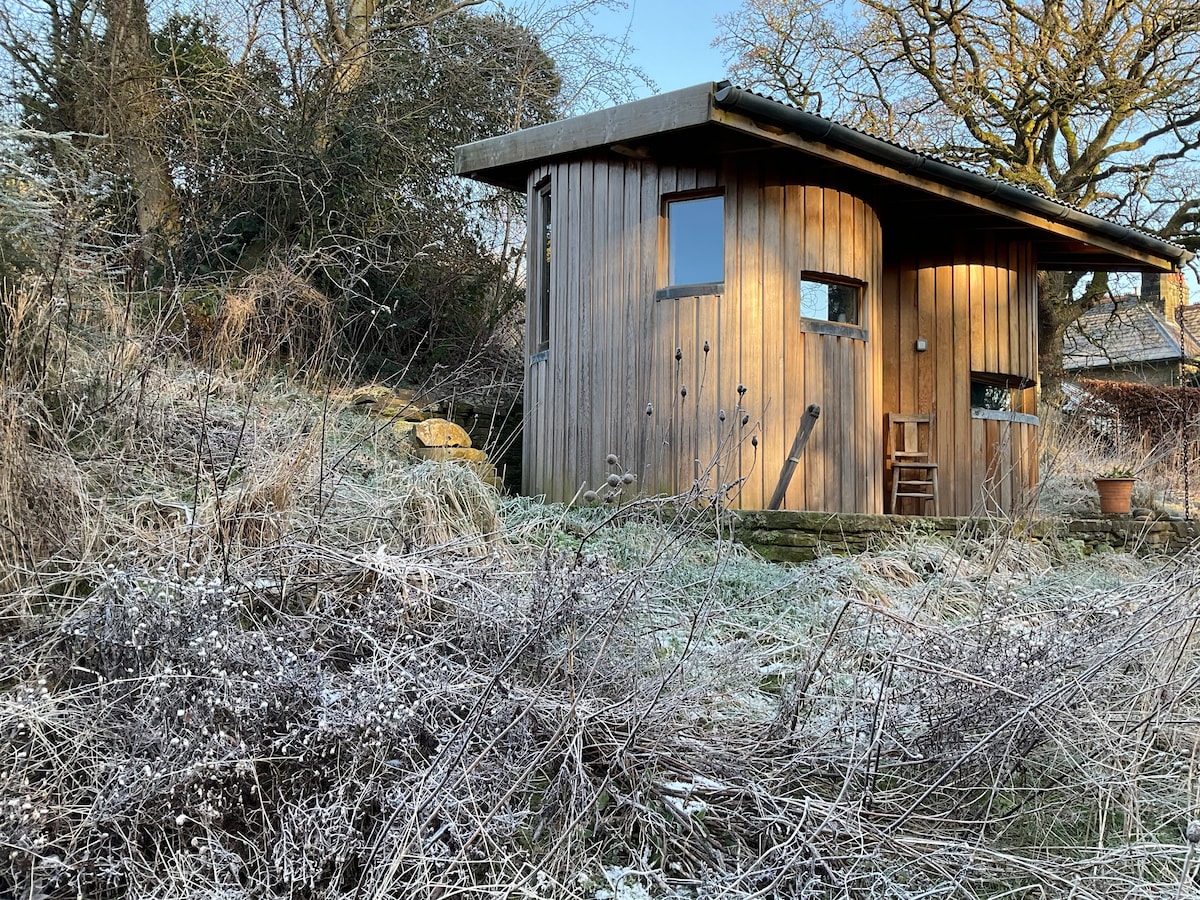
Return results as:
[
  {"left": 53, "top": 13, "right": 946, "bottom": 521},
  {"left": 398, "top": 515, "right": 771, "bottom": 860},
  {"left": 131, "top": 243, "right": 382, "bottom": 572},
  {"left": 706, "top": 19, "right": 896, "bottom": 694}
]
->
[{"left": 1141, "top": 272, "right": 1189, "bottom": 320}]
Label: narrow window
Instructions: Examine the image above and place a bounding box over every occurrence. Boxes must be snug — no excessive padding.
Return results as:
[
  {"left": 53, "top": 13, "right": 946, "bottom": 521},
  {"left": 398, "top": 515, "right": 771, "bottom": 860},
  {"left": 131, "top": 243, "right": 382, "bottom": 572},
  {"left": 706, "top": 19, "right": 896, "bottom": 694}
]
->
[
  {"left": 970, "top": 379, "right": 1013, "bottom": 411},
  {"left": 970, "top": 372, "right": 1035, "bottom": 416},
  {"left": 800, "top": 273, "right": 862, "bottom": 326},
  {"left": 534, "top": 183, "right": 552, "bottom": 353},
  {"left": 666, "top": 194, "right": 724, "bottom": 290}
]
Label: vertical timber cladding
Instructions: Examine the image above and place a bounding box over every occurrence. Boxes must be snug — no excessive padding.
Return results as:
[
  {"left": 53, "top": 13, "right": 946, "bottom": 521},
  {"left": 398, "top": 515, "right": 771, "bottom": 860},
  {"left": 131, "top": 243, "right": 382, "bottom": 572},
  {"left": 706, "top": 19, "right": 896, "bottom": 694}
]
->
[
  {"left": 652, "top": 163, "right": 883, "bottom": 513},
  {"left": 528, "top": 154, "right": 666, "bottom": 503},
  {"left": 881, "top": 234, "right": 1039, "bottom": 516},
  {"left": 764, "top": 172, "right": 884, "bottom": 514},
  {"left": 522, "top": 154, "right": 884, "bottom": 512}
]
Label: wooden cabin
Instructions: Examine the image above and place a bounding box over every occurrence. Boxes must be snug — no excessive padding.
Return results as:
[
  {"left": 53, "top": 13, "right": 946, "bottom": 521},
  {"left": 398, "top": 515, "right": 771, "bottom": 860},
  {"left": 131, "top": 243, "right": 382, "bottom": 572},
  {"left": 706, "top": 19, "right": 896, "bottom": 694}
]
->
[{"left": 455, "top": 82, "right": 1190, "bottom": 515}]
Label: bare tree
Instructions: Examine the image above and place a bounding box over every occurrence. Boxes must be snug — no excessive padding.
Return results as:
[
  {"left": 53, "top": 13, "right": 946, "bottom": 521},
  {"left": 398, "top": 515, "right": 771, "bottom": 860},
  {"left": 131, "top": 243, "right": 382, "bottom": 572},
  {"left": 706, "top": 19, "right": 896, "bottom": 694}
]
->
[
  {"left": 2, "top": 0, "right": 181, "bottom": 251},
  {"left": 716, "top": 0, "right": 1200, "bottom": 391}
]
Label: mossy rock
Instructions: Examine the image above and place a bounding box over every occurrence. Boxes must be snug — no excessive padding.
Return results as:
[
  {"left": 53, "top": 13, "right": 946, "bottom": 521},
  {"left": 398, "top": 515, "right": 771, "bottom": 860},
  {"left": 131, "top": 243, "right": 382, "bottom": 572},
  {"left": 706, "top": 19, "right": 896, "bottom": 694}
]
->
[{"left": 392, "top": 420, "right": 418, "bottom": 447}]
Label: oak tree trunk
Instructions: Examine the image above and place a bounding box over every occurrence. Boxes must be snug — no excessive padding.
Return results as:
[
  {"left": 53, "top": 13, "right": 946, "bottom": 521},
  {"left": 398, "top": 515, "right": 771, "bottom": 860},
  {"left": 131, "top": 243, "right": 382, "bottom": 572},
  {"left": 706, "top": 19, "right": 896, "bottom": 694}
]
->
[{"left": 1037, "top": 270, "right": 1110, "bottom": 405}]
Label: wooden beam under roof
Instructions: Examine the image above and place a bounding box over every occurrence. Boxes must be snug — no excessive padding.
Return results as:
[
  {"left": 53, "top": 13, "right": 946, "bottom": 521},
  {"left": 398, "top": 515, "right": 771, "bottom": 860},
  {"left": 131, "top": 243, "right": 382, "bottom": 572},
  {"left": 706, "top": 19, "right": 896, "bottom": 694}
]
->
[
  {"left": 709, "top": 107, "right": 1177, "bottom": 272},
  {"left": 455, "top": 83, "right": 716, "bottom": 188}
]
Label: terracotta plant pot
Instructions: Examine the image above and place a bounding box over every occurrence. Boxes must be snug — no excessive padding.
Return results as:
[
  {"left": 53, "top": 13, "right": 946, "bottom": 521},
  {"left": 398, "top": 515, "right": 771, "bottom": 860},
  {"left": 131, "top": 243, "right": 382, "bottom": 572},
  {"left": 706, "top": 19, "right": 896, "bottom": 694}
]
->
[{"left": 1094, "top": 477, "right": 1135, "bottom": 515}]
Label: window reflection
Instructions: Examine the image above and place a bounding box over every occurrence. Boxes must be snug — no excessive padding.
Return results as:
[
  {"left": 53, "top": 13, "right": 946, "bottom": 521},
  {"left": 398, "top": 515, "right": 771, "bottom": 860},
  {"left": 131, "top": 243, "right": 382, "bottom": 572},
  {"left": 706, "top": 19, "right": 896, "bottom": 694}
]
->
[
  {"left": 535, "top": 185, "right": 552, "bottom": 351},
  {"left": 971, "top": 381, "right": 1012, "bottom": 410},
  {"left": 970, "top": 373, "right": 1032, "bottom": 412},
  {"left": 667, "top": 195, "right": 724, "bottom": 286},
  {"left": 800, "top": 275, "right": 862, "bottom": 325}
]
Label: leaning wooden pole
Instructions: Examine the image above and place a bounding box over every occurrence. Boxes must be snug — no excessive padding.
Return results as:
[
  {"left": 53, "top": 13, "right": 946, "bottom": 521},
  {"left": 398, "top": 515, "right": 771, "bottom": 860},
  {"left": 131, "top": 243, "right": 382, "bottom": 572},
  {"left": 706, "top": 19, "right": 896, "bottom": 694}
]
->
[{"left": 768, "top": 404, "right": 821, "bottom": 510}]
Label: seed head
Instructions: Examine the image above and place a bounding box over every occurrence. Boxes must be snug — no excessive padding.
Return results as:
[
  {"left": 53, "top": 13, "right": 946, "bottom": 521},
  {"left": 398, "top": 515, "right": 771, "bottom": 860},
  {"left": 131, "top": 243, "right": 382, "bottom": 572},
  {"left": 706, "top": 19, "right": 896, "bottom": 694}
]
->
[{"left": 605, "top": 453, "right": 619, "bottom": 466}]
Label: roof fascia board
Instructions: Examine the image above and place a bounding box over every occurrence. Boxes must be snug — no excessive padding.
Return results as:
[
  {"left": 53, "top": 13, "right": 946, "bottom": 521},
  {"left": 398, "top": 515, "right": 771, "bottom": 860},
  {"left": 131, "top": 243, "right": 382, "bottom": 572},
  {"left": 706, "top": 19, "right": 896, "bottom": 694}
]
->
[
  {"left": 710, "top": 107, "right": 1175, "bottom": 271},
  {"left": 455, "top": 81, "right": 1189, "bottom": 272},
  {"left": 712, "top": 85, "right": 1190, "bottom": 272},
  {"left": 455, "top": 82, "right": 716, "bottom": 180}
]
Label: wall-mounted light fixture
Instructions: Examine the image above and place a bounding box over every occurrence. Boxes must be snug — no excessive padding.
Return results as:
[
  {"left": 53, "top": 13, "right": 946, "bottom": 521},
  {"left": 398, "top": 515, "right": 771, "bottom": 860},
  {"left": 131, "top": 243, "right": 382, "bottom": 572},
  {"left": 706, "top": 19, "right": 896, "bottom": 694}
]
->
[{"left": 915, "top": 338, "right": 929, "bottom": 352}]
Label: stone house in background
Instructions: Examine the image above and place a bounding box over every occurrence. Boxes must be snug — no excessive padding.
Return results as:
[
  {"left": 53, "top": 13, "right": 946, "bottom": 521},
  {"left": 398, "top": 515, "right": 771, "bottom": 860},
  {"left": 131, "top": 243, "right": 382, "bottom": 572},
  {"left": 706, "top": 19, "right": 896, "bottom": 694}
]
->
[{"left": 1063, "top": 273, "right": 1199, "bottom": 386}]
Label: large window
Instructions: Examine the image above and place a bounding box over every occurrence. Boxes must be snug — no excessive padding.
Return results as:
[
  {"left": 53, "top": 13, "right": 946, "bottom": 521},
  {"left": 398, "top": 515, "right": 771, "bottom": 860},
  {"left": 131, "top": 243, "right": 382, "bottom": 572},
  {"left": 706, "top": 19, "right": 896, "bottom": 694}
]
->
[
  {"left": 533, "top": 183, "right": 552, "bottom": 353},
  {"left": 665, "top": 194, "right": 724, "bottom": 293}
]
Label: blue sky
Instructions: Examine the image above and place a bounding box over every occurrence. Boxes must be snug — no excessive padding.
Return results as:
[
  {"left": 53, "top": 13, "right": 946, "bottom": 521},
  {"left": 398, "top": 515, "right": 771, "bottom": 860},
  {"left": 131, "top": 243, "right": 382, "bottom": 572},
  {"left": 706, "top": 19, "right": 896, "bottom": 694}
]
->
[
  {"left": 590, "top": 0, "right": 741, "bottom": 96},
  {"left": 583, "top": 0, "right": 1198, "bottom": 295}
]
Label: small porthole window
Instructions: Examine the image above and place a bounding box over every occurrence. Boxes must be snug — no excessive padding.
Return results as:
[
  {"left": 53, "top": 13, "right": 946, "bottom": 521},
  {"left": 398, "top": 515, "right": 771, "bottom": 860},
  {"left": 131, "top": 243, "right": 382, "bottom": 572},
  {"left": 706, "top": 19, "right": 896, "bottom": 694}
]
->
[
  {"left": 666, "top": 194, "right": 724, "bottom": 291},
  {"left": 800, "top": 273, "right": 862, "bottom": 326}
]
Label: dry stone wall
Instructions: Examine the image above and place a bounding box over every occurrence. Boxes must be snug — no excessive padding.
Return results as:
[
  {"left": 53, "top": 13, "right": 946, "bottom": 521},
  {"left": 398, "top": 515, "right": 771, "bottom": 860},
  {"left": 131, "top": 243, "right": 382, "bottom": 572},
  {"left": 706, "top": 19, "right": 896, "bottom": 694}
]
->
[{"left": 735, "top": 510, "right": 1200, "bottom": 563}]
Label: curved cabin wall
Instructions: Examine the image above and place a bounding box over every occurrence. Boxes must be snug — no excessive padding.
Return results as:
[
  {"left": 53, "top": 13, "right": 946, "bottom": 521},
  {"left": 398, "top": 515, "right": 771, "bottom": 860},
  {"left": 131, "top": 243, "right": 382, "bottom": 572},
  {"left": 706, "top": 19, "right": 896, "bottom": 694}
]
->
[
  {"left": 880, "top": 237, "right": 1040, "bottom": 516},
  {"left": 523, "top": 155, "right": 884, "bottom": 512}
]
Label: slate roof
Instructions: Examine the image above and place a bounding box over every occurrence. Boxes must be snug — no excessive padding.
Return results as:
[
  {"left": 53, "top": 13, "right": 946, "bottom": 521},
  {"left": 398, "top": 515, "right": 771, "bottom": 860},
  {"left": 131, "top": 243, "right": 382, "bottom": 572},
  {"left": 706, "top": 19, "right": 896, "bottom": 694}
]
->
[{"left": 1063, "top": 298, "right": 1200, "bottom": 370}]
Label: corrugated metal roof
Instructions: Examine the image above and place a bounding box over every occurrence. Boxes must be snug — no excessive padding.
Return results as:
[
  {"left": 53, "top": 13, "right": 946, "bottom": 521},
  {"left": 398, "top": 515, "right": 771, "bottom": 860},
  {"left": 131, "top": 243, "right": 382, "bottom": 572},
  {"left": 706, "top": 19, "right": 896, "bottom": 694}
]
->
[
  {"left": 722, "top": 86, "right": 1186, "bottom": 255},
  {"left": 457, "top": 81, "right": 1191, "bottom": 269},
  {"left": 713, "top": 83, "right": 1191, "bottom": 264}
]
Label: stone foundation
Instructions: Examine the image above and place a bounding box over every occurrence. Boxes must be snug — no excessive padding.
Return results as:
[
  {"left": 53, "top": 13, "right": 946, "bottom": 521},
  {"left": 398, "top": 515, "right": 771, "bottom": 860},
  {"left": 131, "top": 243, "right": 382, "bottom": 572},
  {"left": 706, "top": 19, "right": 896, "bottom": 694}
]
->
[{"left": 734, "top": 510, "right": 1200, "bottom": 564}]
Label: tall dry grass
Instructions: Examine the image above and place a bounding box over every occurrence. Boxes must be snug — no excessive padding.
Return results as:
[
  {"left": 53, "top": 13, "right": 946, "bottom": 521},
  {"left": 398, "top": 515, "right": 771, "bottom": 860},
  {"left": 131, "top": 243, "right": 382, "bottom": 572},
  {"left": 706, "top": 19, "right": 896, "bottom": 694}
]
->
[
  {"left": 1, "top": 278, "right": 1199, "bottom": 896},
  {"left": 3, "top": 484, "right": 1200, "bottom": 898},
  {"left": 1, "top": 150, "right": 1199, "bottom": 896},
  {"left": 1038, "top": 393, "right": 1200, "bottom": 519}
]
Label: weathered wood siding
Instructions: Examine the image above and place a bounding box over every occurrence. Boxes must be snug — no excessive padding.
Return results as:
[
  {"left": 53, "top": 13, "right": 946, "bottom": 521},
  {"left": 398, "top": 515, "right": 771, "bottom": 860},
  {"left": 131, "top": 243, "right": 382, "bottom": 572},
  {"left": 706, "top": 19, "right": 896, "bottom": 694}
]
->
[
  {"left": 523, "top": 155, "right": 883, "bottom": 512},
  {"left": 880, "top": 236, "right": 1040, "bottom": 515}
]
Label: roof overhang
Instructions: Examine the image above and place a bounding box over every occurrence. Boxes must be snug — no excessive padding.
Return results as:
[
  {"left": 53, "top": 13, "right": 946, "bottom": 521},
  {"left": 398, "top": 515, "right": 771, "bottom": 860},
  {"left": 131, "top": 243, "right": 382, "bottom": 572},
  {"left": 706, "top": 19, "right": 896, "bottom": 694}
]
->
[
  {"left": 456, "top": 82, "right": 716, "bottom": 188},
  {"left": 455, "top": 82, "right": 1192, "bottom": 274}
]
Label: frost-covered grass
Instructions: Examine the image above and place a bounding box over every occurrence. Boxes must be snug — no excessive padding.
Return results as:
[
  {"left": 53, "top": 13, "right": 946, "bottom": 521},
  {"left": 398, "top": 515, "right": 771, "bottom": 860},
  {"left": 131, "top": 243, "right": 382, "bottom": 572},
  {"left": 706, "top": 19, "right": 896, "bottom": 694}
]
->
[
  {"left": 2, "top": 305, "right": 1200, "bottom": 898},
  {"left": 10, "top": 497, "right": 1198, "bottom": 899}
]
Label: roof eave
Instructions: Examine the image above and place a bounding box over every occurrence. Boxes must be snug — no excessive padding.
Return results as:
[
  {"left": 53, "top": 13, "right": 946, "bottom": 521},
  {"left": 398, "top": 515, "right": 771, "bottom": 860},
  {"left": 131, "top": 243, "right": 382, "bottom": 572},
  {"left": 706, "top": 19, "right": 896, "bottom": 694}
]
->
[
  {"left": 455, "top": 82, "right": 1193, "bottom": 272},
  {"left": 711, "top": 83, "right": 1192, "bottom": 272},
  {"left": 454, "top": 82, "right": 717, "bottom": 190}
]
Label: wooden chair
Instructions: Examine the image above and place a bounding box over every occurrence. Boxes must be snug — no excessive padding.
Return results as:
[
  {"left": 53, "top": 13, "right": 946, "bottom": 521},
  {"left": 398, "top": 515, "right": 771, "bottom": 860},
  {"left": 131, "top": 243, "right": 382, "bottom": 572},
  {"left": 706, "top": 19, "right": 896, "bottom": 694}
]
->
[{"left": 886, "top": 413, "right": 940, "bottom": 515}]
